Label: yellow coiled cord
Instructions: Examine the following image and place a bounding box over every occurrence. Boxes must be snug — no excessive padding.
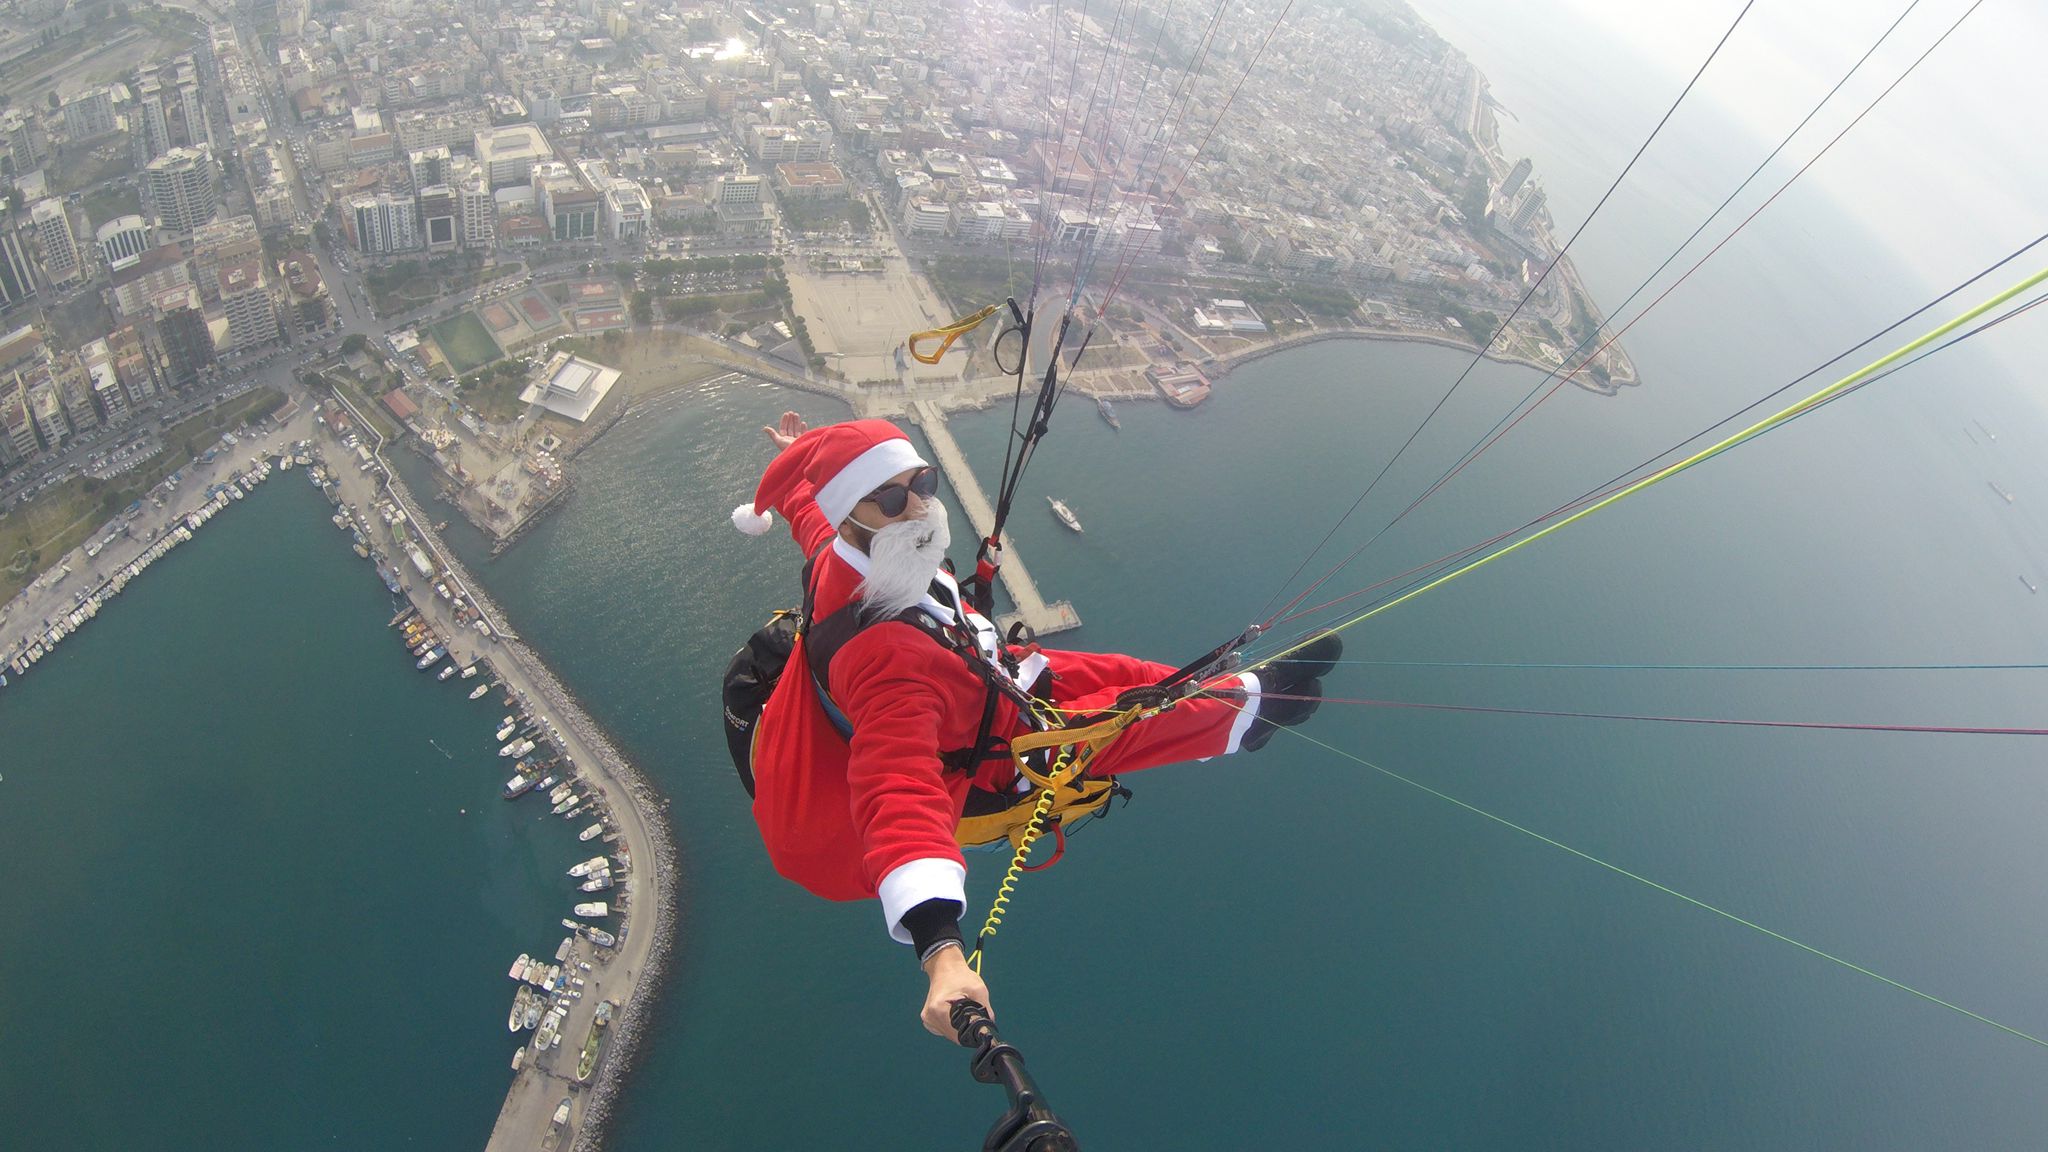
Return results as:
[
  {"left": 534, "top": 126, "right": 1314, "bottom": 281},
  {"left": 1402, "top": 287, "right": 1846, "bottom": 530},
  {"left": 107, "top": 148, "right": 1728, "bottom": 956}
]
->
[{"left": 967, "top": 779, "right": 1060, "bottom": 975}]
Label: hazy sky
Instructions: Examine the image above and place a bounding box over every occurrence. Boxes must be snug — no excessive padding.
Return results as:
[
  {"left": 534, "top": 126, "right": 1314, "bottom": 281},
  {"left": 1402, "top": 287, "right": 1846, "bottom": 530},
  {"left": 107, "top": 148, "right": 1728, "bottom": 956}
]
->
[
  {"left": 1540, "top": 0, "right": 2044, "bottom": 287},
  {"left": 1404, "top": 0, "right": 2046, "bottom": 397}
]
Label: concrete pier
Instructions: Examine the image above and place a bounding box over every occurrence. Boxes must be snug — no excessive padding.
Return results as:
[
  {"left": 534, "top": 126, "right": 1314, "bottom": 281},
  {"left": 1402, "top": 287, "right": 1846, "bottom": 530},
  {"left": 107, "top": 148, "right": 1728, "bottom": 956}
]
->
[{"left": 908, "top": 400, "right": 1079, "bottom": 637}]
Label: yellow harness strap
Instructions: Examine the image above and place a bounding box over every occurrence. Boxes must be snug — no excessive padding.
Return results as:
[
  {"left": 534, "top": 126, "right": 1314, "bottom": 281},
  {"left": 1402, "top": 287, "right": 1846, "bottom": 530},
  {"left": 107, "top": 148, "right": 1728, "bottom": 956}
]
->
[{"left": 906, "top": 304, "right": 1001, "bottom": 365}]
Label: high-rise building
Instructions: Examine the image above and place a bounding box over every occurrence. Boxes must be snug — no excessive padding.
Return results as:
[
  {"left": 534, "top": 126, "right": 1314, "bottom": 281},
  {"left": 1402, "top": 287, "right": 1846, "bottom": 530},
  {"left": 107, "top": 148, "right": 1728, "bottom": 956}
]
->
[
  {"left": 134, "top": 78, "right": 173, "bottom": 166},
  {"left": 417, "top": 186, "right": 459, "bottom": 252},
  {"left": 31, "top": 198, "right": 81, "bottom": 283},
  {"left": 1509, "top": 187, "right": 1546, "bottom": 232},
  {"left": 176, "top": 81, "right": 208, "bottom": 150},
  {"left": 533, "top": 163, "right": 598, "bottom": 241},
  {"left": 1497, "top": 157, "right": 1532, "bottom": 204},
  {"left": 79, "top": 338, "right": 131, "bottom": 423},
  {"left": 218, "top": 258, "right": 280, "bottom": 351},
  {"left": 0, "top": 108, "right": 49, "bottom": 175},
  {"left": 189, "top": 214, "right": 260, "bottom": 304},
  {"left": 407, "top": 146, "right": 451, "bottom": 193},
  {"left": 141, "top": 148, "right": 221, "bottom": 234},
  {"left": 456, "top": 166, "right": 495, "bottom": 249},
  {"left": 154, "top": 294, "right": 214, "bottom": 388},
  {"left": 96, "top": 215, "right": 153, "bottom": 271},
  {"left": 61, "top": 87, "right": 118, "bottom": 140},
  {"left": 0, "top": 230, "right": 36, "bottom": 308},
  {"left": 347, "top": 193, "right": 421, "bottom": 255}
]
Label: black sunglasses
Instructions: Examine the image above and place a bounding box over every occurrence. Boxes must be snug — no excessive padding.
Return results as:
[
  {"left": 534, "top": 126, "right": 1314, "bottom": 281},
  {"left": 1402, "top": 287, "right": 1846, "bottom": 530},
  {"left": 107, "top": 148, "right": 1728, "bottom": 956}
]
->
[{"left": 862, "top": 467, "right": 939, "bottom": 517}]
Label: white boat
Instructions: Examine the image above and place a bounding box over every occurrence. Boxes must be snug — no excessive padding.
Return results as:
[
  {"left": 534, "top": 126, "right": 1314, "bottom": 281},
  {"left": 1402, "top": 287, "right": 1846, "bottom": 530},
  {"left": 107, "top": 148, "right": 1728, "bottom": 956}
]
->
[
  {"left": 563, "top": 806, "right": 585, "bottom": 820},
  {"left": 549, "top": 785, "right": 575, "bottom": 805},
  {"left": 585, "top": 927, "right": 617, "bottom": 948},
  {"left": 501, "top": 738, "right": 535, "bottom": 758},
  {"left": 568, "top": 856, "right": 609, "bottom": 878},
  {"left": 551, "top": 797, "right": 577, "bottom": 815},
  {"left": 436, "top": 664, "right": 459, "bottom": 681},
  {"left": 496, "top": 722, "right": 517, "bottom": 741},
  {"left": 469, "top": 684, "right": 490, "bottom": 700},
  {"left": 508, "top": 953, "right": 532, "bottom": 980},
  {"left": 510, "top": 986, "right": 536, "bottom": 1032},
  {"left": 580, "top": 874, "right": 614, "bottom": 893},
  {"left": 461, "top": 664, "right": 479, "bottom": 679},
  {"left": 1048, "top": 496, "right": 1083, "bottom": 532},
  {"left": 574, "top": 902, "right": 609, "bottom": 918},
  {"left": 534, "top": 775, "right": 556, "bottom": 792}
]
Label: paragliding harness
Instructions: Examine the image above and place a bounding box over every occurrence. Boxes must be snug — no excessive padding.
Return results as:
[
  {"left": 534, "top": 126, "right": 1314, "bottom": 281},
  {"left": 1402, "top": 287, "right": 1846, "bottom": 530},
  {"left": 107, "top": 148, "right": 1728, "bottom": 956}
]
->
[
  {"left": 718, "top": 541, "right": 1131, "bottom": 861},
  {"left": 799, "top": 544, "right": 1130, "bottom": 860}
]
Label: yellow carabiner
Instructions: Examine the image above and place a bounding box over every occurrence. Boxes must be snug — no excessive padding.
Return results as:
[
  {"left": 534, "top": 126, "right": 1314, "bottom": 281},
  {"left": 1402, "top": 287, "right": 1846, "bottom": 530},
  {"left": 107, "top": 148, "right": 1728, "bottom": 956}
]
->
[{"left": 905, "top": 303, "right": 1001, "bottom": 365}]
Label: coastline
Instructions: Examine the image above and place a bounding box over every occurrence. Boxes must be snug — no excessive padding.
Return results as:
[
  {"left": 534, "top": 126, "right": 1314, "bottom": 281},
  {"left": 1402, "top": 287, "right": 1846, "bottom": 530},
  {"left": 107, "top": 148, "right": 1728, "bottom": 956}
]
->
[
  {"left": 1201, "top": 320, "right": 1637, "bottom": 394},
  {"left": 320, "top": 384, "right": 677, "bottom": 1152}
]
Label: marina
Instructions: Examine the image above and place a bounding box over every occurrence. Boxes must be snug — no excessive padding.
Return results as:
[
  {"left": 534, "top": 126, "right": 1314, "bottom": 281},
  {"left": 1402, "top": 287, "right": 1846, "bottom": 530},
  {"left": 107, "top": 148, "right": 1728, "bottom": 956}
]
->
[{"left": 308, "top": 394, "right": 676, "bottom": 1152}]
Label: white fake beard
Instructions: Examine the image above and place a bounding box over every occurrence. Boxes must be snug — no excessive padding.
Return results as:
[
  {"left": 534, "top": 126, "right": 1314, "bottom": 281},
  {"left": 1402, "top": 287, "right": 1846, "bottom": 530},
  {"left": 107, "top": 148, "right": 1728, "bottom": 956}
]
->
[{"left": 857, "top": 502, "right": 952, "bottom": 619}]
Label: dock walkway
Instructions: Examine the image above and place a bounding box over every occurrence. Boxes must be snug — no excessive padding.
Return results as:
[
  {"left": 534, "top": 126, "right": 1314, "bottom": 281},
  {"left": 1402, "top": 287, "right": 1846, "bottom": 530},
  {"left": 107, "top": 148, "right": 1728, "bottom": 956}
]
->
[{"left": 908, "top": 401, "right": 1078, "bottom": 637}]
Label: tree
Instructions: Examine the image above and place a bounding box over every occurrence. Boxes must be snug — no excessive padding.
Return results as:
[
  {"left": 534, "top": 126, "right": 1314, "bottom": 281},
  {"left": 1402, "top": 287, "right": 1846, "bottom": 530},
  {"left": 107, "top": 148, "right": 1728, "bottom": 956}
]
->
[
  {"left": 47, "top": 90, "right": 61, "bottom": 111},
  {"left": 630, "top": 290, "right": 652, "bottom": 326},
  {"left": 340, "top": 334, "right": 370, "bottom": 357}
]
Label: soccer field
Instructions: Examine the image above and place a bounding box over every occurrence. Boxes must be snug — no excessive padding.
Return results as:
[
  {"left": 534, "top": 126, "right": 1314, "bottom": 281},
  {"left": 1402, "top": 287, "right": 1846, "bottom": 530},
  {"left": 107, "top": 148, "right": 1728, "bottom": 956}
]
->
[{"left": 427, "top": 313, "right": 503, "bottom": 375}]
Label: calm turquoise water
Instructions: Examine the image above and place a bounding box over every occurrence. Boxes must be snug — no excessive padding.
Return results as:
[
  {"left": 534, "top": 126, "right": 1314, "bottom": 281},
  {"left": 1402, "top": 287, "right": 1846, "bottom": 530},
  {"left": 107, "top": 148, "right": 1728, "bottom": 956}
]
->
[
  {"left": 0, "top": 478, "right": 596, "bottom": 1148},
  {"left": 11, "top": 8, "right": 2048, "bottom": 1146}
]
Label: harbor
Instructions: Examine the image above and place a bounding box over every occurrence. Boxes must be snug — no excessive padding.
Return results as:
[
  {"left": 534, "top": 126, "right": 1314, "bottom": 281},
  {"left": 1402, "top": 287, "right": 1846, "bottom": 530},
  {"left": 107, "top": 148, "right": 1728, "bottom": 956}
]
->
[
  {"left": 312, "top": 389, "right": 677, "bottom": 1152},
  {"left": 0, "top": 399, "right": 314, "bottom": 685}
]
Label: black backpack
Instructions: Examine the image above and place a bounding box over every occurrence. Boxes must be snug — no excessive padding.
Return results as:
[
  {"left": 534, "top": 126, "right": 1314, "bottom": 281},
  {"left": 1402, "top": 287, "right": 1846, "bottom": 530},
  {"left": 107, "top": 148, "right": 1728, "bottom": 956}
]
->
[{"left": 720, "top": 609, "right": 801, "bottom": 798}]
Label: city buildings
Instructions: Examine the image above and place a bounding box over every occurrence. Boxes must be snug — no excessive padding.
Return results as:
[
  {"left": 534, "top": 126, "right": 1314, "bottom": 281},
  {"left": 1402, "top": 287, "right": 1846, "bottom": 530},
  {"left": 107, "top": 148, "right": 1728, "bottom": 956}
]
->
[
  {"left": 218, "top": 258, "right": 281, "bottom": 352},
  {"left": 141, "top": 148, "right": 222, "bottom": 234},
  {"left": 347, "top": 192, "right": 423, "bottom": 255},
  {"left": 518, "top": 351, "right": 621, "bottom": 423},
  {"left": 0, "top": 231, "right": 35, "bottom": 309},
  {"left": 30, "top": 199, "right": 81, "bottom": 285},
  {"left": 60, "top": 87, "right": 117, "bottom": 140},
  {"left": 96, "top": 216, "right": 154, "bottom": 272},
  {"left": 475, "top": 123, "right": 552, "bottom": 189}
]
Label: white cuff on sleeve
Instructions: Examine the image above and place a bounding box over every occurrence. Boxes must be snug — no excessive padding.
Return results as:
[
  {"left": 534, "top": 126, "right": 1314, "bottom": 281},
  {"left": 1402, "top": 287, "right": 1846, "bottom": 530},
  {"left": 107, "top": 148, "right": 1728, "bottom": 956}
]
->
[{"left": 878, "top": 856, "right": 968, "bottom": 945}]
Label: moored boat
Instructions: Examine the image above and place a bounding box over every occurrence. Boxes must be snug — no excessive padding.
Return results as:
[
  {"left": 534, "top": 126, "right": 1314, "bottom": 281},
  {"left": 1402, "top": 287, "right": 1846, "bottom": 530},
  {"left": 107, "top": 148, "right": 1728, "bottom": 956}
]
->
[
  {"left": 496, "top": 721, "right": 518, "bottom": 741},
  {"left": 508, "top": 953, "right": 531, "bottom": 980},
  {"left": 460, "top": 664, "right": 479, "bottom": 679},
  {"left": 578, "top": 822, "right": 603, "bottom": 842},
  {"left": 436, "top": 664, "right": 459, "bottom": 681},
  {"left": 568, "top": 856, "right": 608, "bottom": 878},
  {"left": 503, "top": 774, "right": 536, "bottom": 799},
  {"left": 501, "top": 737, "right": 535, "bottom": 759},
  {"left": 579, "top": 874, "right": 613, "bottom": 893},
  {"left": 469, "top": 683, "right": 490, "bottom": 700},
  {"left": 416, "top": 645, "right": 447, "bottom": 670},
  {"left": 574, "top": 902, "right": 609, "bottom": 918}
]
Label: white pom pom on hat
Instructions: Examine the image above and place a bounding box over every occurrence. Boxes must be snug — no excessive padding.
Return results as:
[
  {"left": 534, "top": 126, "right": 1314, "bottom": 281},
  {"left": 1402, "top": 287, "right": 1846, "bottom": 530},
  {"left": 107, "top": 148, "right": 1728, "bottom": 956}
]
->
[{"left": 731, "top": 504, "right": 775, "bottom": 536}]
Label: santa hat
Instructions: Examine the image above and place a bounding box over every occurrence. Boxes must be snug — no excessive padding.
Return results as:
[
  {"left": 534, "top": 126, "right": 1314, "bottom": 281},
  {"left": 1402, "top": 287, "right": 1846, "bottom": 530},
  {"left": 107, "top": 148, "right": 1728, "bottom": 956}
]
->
[{"left": 733, "top": 419, "right": 930, "bottom": 535}]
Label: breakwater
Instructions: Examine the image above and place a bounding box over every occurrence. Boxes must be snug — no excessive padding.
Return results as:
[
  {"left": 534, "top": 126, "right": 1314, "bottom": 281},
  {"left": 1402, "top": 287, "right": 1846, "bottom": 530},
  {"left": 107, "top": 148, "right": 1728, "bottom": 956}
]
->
[
  {"left": 321, "top": 382, "right": 676, "bottom": 1150},
  {"left": 496, "top": 638, "right": 679, "bottom": 1152}
]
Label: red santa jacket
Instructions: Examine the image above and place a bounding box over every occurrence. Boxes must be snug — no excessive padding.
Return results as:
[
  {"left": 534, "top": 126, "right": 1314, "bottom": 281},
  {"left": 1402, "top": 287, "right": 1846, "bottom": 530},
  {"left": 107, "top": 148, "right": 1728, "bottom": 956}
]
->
[{"left": 750, "top": 478, "right": 1036, "bottom": 943}]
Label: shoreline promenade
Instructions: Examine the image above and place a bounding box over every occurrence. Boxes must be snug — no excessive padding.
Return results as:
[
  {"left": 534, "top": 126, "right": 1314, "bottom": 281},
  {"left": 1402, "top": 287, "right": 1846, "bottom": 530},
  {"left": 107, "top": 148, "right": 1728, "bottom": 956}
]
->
[{"left": 908, "top": 399, "right": 1079, "bottom": 636}]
